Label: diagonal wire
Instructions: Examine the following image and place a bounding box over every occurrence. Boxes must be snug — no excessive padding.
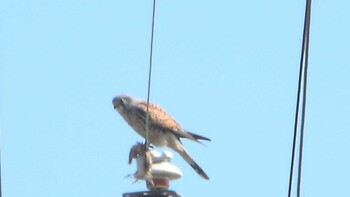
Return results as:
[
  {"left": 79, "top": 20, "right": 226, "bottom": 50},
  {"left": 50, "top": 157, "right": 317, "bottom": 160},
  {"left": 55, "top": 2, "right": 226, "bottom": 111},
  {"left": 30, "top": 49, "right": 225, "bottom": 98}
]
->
[
  {"left": 288, "top": 0, "right": 312, "bottom": 197},
  {"left": 145, "top": 0, "right": 157, "bottom": 147}
]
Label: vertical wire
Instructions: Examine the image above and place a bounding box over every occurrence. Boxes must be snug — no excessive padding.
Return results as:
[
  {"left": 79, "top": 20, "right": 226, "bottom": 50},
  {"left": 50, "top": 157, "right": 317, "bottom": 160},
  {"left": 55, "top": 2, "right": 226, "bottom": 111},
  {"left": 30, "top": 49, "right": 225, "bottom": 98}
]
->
[
  {"left": 288, "top": 0, "right": 312, "bottom": 196},
  {"left": 145, "top": 0, "right": 157, "bottom": 147},
  {"left": 288, "top": 19, "right": 306, "bottom": 197},
  {"left": 297, "top": 0, "right": 312, "bottom": 196}
]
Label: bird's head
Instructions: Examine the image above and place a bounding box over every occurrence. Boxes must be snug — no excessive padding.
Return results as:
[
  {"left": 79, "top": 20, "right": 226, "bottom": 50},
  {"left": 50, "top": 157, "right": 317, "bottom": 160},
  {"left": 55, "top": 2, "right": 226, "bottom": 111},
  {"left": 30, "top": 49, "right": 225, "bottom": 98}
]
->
[{"left": 112, "top": 94, "right": 134, "bottom": 112}]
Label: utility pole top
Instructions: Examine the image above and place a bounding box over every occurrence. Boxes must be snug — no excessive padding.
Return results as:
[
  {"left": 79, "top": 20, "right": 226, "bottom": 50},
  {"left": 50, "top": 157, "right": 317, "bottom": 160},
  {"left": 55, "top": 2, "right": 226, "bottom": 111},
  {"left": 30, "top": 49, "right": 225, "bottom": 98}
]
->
[{"left": 123, "top": 190, "right": 181, "bottom": 197}]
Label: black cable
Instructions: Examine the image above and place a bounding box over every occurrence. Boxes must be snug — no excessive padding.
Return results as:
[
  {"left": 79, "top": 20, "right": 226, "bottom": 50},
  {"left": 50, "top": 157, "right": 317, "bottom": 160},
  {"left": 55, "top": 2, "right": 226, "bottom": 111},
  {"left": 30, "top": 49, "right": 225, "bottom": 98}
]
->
[
  {"left": 145, "top": 0, "right": 157, "bottom": 147},
  {"left": 297, "top": 0, "right": 312, "bottom": 196},
  {"left": 288, "top": 17, "right": 305, "bottom": 197},
  {"left": 288, "top": 0, "right": 312, "bottom": 196}
]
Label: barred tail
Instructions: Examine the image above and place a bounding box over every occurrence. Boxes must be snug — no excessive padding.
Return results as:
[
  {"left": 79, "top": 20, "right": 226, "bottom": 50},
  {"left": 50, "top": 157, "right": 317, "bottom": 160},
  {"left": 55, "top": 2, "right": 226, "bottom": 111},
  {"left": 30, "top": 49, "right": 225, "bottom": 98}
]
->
[{"left": 178, "top": 148, "right": 209, "bottom": 180}]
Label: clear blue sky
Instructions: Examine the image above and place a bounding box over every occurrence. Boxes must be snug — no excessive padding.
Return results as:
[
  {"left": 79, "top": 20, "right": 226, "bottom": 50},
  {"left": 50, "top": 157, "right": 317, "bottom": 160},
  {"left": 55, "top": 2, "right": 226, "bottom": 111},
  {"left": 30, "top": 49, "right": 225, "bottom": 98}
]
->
[{"left": 1, "top": 0, "right": 349, "bottom": 196}]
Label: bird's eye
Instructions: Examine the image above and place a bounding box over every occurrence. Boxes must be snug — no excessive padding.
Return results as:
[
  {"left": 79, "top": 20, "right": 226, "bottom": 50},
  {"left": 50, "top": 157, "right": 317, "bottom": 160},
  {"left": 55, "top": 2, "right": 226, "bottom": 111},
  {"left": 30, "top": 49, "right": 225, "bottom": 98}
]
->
[{"left": 120, "top": 98, "right": 126, "bottom": 103}]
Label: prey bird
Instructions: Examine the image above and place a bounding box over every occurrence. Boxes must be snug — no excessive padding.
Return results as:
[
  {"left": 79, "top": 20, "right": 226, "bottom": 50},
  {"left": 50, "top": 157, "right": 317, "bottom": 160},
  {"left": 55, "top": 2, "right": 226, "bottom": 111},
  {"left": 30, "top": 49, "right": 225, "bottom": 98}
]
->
[
  {"left": 112, "top": 94, "right": 210, "bottom": 180},
  {"left": 128, "top": 142, "right": 153, "bottom": 180}
]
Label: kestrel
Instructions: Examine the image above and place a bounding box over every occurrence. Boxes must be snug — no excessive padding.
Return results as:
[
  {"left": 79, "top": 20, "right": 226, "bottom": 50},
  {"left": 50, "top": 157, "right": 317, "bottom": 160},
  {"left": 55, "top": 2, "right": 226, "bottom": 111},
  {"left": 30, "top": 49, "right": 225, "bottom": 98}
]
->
[{"left": 112, "top": 94, "right": 210, "bottom": 180}]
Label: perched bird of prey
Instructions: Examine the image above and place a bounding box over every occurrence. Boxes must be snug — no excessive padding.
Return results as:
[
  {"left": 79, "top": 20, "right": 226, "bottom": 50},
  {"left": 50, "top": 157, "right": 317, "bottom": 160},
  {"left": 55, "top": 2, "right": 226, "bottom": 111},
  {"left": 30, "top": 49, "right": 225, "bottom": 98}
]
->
[{"left": 112, "top": 94, "right": 210, "bottom": 180}]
